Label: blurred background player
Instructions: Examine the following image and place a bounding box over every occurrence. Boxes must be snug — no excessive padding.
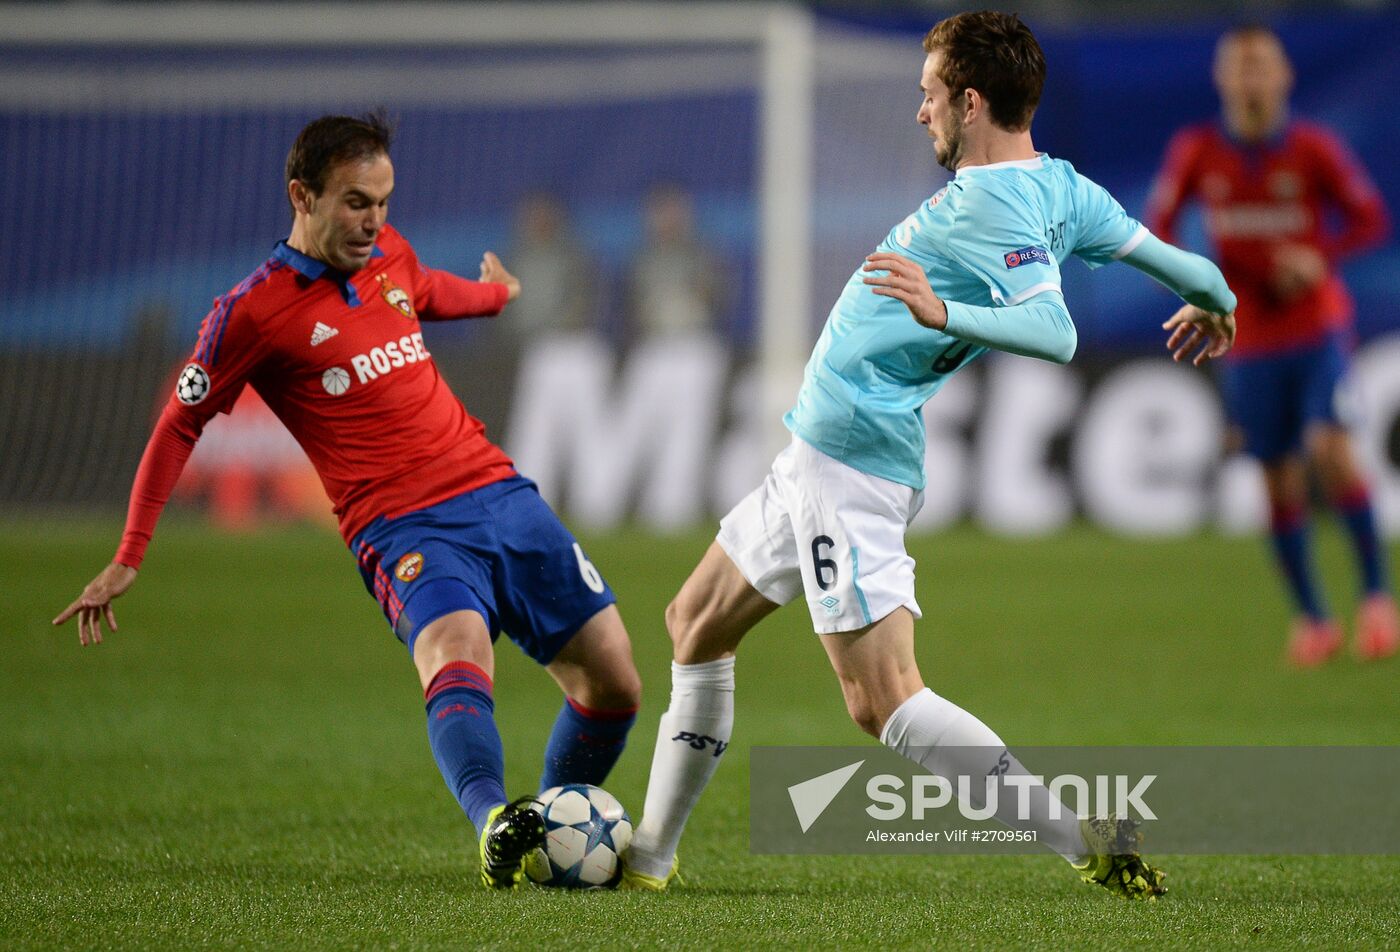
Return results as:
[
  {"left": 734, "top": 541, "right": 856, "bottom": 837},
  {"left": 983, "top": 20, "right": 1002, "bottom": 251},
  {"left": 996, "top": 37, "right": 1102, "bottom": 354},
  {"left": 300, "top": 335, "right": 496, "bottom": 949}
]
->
[
  {"left": 52, "top": 114, "right": 642, "bottom": 889},
  {"left": 1148, "top": 25, "right": 1396, "bottom": 666},
  {"left": 627, "top": 182, "right": 724, "bottom": 342},
  {"left": 503, "top": 190, "right": 598, "bottom": 343},
  {"left": 624, "top": 11, "right": 1237, "bottom": 900}
]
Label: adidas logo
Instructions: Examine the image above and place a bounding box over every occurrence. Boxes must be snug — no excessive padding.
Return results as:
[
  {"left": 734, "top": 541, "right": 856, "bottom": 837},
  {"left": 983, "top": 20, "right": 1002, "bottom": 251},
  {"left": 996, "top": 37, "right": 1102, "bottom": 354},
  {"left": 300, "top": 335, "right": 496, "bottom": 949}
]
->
[{"left": 310, "top": 322, "right": 339, "bottom": 346}]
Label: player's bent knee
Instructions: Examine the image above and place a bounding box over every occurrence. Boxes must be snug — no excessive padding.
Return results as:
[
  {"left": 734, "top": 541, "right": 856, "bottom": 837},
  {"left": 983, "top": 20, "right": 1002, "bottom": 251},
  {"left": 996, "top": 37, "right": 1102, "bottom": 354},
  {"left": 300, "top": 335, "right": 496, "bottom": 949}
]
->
[
  {"left": 841, "top": 690, "right": 885, "bottom": 738},
  {"left": 547, "top": 606, "right": 643, "bottom": 711},
  {"left": 837, "top": 676, "right": 908, "bottom": 739},
  {"left": 614, "top": 658, "right": 643, "bottom": 708},
  {"left": 412, "top": 609, "right": 493, "bottom": 686},
  {"left": 1310, "top": 435, "right": 1363, "bottom": 493},
  {"left": 664, "top": 596, "right": 688, "bottom": 646},
  {"left": 580, "top": 673, "right": 641, "bottom": 713},
  {"left": 573, "top": 652, "right": 642, "bottom": 711},
  {"left": 665, "top": 595, "right": 728, "bottom": 665}
]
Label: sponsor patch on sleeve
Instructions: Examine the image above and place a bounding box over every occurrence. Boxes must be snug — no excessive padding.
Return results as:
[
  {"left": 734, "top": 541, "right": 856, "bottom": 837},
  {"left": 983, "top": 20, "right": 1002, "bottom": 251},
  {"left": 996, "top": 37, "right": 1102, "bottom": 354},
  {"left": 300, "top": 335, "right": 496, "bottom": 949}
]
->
[{"left": 1003, "top": 246, "right": 1051, "bottom": 269}]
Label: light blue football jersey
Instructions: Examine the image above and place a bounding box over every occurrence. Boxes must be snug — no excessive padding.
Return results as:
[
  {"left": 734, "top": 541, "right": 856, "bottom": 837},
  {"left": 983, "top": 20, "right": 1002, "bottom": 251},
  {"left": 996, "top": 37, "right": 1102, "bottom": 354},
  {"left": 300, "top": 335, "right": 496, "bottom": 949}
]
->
[{"left": 785, "top": 154, "right": 1147, "bottom": 490}]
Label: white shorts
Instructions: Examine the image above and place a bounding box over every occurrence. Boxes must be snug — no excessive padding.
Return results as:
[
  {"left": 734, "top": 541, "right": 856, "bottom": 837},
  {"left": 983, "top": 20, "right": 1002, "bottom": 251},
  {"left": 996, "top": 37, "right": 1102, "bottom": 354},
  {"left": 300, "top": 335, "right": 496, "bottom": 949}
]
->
[{"left": 717, "top": 436, "right": 924, "bottom": 634}]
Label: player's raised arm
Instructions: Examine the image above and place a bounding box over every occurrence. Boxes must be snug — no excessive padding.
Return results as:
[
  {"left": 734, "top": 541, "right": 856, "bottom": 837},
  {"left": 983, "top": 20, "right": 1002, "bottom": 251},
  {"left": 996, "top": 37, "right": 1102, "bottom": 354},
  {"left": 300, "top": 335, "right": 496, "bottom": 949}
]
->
[
  {"left": 478, "top": 251, "right": 521, "bottom": 301},
  {"left": 1118, "top": 234, "right": 1237, "bottom": 365},
  {"left": 1120, "top": 232, "right": 1235, "bottom": 313},
  {"left": 412, "top": 249, "right": 519, "bottom": 322},
  {"left": 942, "top": 291, "right": 1077, "bottom": 364},
  {"left": 864, "top": 250, "right": 1078, "bottom": 364}
]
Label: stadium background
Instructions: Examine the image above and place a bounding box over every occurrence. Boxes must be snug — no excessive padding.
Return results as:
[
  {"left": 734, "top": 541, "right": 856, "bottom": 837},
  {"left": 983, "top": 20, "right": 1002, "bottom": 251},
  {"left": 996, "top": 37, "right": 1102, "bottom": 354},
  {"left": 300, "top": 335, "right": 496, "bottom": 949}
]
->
[
  {"left": 3, "top": 0, "right": 1400, "bottom": 535},
  {"left": 3, "top": 2, "right": 1399, "bottom": 949}
]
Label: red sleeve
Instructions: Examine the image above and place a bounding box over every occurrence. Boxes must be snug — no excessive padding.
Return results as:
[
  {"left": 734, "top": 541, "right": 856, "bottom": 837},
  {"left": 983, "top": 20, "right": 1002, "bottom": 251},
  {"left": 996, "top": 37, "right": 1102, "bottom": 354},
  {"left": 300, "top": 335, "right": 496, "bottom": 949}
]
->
[
  {"left": 114, "top": 403, "right": 203, "bottom": 568},
  {"left": 114, "top": 297, "right": 264, "bottom": 568},
  {"left": 415, "top": 265, "right": 510, "bottom": 321},
  {"left": 1308, "top": 129, "right": 1391, "bottom": 263},
  {"left": 1146, "top": 128, "right": 1202, "bottom": 245}
]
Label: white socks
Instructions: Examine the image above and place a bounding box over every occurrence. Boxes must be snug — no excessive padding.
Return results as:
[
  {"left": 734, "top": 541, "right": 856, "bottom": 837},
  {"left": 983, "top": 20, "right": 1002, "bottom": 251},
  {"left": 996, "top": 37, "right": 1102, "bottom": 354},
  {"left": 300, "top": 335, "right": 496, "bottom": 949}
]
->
[
  {"left": 629, "top": 669, "right": 1084, "bottom": 875},
  {"left": 880, "top": 687, "right": 1087, "bottom": 862},
  {"left": 628, "top": 657, "right": 735, "bottom": 878}
]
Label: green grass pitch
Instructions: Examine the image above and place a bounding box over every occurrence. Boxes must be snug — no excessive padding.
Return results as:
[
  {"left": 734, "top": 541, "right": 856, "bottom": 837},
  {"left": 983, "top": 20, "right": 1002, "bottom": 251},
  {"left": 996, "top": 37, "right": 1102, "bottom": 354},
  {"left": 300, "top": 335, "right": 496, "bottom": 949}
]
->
[{"left": 3, "top": 518, "right": 1398, "bottom": 950}]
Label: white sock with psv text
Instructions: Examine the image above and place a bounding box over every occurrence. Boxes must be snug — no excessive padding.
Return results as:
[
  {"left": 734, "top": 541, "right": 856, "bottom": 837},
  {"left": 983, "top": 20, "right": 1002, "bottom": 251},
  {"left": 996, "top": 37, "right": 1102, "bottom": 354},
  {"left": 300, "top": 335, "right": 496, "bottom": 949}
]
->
[
  {"left": 628, "top": 657, "right": 735, "bottom": 878},
  {"left": 880, "top": 687, "right": 1087, "bottom": 862}
]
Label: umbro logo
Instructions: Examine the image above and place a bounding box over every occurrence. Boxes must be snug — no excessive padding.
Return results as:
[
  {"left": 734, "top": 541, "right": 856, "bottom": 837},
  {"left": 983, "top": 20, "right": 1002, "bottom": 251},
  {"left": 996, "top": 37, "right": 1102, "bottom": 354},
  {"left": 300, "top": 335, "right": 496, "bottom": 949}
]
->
[{"left": 310, "top": 322, "right": 339, "bottom": 346}]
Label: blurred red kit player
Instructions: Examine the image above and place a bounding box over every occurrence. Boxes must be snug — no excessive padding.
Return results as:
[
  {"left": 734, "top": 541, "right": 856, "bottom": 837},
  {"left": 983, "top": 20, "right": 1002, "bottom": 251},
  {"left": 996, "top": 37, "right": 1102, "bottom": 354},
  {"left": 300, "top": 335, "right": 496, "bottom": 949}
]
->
[
  {"left": 1149, "top": 57, "right": 1387, "bottom": 357},
  {"left": 1148, "top": 24, "right": 1395, "bottom": 665}
]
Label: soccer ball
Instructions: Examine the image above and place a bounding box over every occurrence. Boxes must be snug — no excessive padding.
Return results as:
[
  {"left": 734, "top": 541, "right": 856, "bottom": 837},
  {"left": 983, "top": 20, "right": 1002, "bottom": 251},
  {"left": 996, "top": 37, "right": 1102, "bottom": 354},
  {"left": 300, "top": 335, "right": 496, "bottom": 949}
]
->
[
  {"left": 175, "top": 363, "right": 210, "bottom": 405},
  {"left": 523, "top": 784, "right": 633, "bottom": 889}
]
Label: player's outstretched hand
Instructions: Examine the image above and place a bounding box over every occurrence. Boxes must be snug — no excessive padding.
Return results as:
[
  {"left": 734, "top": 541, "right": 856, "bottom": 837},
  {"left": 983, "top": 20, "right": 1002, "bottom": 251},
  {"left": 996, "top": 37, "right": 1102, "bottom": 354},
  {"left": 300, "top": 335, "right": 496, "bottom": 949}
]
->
[
  {"left": 52, "top": 562, "right": 138, "bottom": 646},
  {"left": 1162, "top": 304, "right": 1236, "bottom": 366},
  {"left": 479, "top": 251, "right": 521, "bottom": 302},
  {"left": 862, "top": 252, "right": 948, "bottom": 330}
]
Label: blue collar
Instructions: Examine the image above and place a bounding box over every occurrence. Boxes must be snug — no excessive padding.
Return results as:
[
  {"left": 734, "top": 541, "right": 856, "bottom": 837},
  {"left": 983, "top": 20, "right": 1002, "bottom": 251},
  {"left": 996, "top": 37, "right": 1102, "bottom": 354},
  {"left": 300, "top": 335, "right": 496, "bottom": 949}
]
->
[{"left": 272, "top": 239, "right": 384, "bottom": 304}]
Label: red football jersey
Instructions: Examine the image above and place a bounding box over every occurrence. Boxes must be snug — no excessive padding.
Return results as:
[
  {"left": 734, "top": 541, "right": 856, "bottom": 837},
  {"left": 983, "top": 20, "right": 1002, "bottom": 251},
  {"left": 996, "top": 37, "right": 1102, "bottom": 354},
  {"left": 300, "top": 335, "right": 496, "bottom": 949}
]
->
[
  {"left": 117, "top": 224, "right": 515, "bottom": 567},
  {"left": 1147, "top": 120, "right": 1388, "bottom": 356}
]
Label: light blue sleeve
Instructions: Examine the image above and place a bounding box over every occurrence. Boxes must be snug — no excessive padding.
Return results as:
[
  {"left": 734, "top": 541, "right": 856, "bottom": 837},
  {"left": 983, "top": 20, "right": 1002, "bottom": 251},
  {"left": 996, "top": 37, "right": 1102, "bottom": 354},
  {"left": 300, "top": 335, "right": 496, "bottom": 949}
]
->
[
  {"left": 944, "top": 182, "right": 1063, "bottom": 307},
  {"left": 1070, "top": 172, "right": 1149, "bottom": 269},
  {"left": 943, "top": 293, "right": 1077, "bottom": 364},
  {"left": 1120, "top": 233, "right": 1238, "bottom": 315}
]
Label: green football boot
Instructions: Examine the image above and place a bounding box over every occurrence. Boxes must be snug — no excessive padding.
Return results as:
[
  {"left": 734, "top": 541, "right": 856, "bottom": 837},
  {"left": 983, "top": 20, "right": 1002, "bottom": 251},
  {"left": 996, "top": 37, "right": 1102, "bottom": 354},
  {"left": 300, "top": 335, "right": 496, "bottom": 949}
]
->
[
  {"left": 1073, "top": 816, "right": 1167, "bottom": 900},
  {"left": 478, "top": 796, "right": 547, "bottom": 890},
  {"left": 619, "top": 854, "right": 682, "bottom": 892}
]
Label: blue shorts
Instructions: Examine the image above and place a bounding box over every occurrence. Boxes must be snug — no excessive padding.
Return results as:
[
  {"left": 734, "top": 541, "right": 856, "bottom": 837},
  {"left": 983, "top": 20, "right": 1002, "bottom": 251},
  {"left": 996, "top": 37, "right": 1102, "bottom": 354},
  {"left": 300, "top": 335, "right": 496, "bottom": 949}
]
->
[
  {"left": 349, "top": 476, "right": 616, "bottom": 664},
  {"left": 1218, "top": 332, "right": 1357, "bottom": 463}
]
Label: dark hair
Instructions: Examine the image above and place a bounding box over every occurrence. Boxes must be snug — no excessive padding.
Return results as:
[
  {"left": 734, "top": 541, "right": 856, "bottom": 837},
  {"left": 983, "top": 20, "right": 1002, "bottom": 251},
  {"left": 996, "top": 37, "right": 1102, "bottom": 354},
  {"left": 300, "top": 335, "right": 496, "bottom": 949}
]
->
[
  {"left": 923, "top": 12, "right": 1046, "bottom": 132},
  {"left": 285, "top": 111, "right": 394, "bottom": 198}
]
